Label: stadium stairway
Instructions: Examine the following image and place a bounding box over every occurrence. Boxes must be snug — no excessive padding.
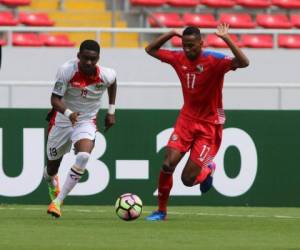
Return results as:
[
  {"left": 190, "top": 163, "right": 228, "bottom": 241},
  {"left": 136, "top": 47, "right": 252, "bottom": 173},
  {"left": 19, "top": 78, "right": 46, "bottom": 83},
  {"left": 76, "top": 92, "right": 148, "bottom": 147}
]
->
[{"left": 20, "top": 0, "right": 139, "bottom": 47}]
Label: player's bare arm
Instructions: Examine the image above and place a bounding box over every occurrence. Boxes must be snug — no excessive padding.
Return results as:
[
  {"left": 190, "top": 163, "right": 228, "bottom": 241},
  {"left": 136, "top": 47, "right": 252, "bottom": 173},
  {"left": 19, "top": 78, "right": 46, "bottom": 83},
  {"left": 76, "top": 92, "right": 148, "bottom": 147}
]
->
[
  {"left": 51, "top": 93, "right": 79, "bottom": 125},
  {"left": 105, "top": 80, "right": 117, "bottom": 131},
  {"left": 145, "top": 30, "right": 182, "bottom": 59},
  {"left": 216, "top": 23, "right": 250, "bottom": 68}
]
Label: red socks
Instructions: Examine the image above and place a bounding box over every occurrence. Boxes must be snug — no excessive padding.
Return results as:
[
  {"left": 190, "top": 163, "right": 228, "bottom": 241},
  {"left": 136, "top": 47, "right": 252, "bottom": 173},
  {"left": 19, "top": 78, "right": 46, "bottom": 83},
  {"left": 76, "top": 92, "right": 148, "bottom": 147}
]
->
[
  {"left": 193, "top": 166, "right": 211, "bottom": 185},
  {"left": 158, "top": 170, "right": 173, "bottom": 213}
]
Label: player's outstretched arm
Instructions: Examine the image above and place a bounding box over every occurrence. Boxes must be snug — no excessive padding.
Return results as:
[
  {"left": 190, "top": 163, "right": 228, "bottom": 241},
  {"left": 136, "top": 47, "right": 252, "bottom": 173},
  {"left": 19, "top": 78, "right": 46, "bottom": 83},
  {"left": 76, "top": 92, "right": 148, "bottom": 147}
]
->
[
  {"left": 216, "top": 23, "right": 250, "bottom": 69},
  {"left": 145, "top": 30, "right": 182, "bottom": 59},
  {"left": 105, "top": 80, "right": 117, "bottom": 132}
]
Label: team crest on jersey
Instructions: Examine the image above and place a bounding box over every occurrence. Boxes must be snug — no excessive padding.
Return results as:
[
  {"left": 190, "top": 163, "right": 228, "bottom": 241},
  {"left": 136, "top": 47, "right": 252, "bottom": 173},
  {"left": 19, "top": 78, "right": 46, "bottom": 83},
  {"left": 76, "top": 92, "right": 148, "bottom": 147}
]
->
[
  {"left": 196, "top": 64, "right": 204, "bottom": 72},
  {"left": 54, "top": 81, "right": 63, "bottom": 92}
]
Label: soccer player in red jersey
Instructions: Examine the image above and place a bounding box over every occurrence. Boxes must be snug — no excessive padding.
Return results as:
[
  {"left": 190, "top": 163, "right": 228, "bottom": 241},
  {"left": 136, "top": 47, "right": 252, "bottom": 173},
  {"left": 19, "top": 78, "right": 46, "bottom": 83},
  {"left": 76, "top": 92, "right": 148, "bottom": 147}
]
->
[{"left": 145, "top": 24, "right": 249, "bottom": 221}]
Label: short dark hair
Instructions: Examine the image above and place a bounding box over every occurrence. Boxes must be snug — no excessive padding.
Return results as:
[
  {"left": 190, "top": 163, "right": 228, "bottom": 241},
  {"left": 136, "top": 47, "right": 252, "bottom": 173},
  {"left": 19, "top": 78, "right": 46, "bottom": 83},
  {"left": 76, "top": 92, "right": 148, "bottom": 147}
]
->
[
  {"left": 183, "top": 26, "right": 201, "bottom": 38},
  {"left": 79, "top": 40, "right": 100, "bottom": 54}
]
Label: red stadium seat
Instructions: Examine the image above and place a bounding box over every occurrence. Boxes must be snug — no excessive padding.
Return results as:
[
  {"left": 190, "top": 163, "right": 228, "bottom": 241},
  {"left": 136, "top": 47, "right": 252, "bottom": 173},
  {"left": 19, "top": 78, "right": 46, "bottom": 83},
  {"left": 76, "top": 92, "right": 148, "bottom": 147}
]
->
[
  {"left": 272, "top": 0, "right": 300, "bottom": 9},
  {"left": 183, "top": 13, "right": 217, "bottom": 28},
  {"left": 0, "top": 38, "right": 7, "bottom": 46},
  {"left": 171, "top": 36, "right": 182, "bottom": 47},
  {"left": 206, "top": 34, "right": 242, "bottom": 48},
  {"left": 241, "top": 34, "right": 273, "bottom": 48},
  {"left": 0, "top": 11, "right": 19, "bottom": 26},
  {"left": 237, "top": 0, "right": 271, "bottom": 8},
  {"left": 278, "top": 34, "right": 300, "bottom": 48},
  {"left": 148, "top": 13, "right": 184, "bottom": 27},
  {"left": 167, "top": 0, "right": 199, "bottom": 7},
  {"left": 130, "top": 0, "right": 166, "bottom": 7},
  {"left": 0, "top": 0, "right": 31, "bottom": 6},
  {"left": 291, "top": 14, "right": 300, "bottom": 28},
  {"left": 19, "top": 12, "right": 55, "bottom": 26},
  {"left": 219, "top": 13, "right": 256, "bottom": 28},
  {"left": 39, "top": 34, "right": 75, "bottom": 47},
  {"left": 256, "top": 13, "right": 293, "bottom": 28},
  {"left": 13, "top": 33, "right": 43, "bottom": 46},
  {"left": 200, "top": 0, "right": 236, "bottom": 8}
]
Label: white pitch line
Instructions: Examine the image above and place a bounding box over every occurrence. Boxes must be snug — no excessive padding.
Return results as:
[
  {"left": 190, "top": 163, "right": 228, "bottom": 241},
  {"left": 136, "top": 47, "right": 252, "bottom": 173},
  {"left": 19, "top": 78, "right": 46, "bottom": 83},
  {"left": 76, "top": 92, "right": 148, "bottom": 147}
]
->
[
  {"left": 160, "top": 211, "right": 300, "bottom": 220},
  {"left": 1, "top": 206, "right": 300, "bottom": 220}
]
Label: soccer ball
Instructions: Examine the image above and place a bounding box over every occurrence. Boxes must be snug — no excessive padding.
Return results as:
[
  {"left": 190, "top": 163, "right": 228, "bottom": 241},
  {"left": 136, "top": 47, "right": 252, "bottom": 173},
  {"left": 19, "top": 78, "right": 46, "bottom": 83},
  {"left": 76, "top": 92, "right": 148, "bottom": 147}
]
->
[{"left": 115, "top": 193, "right": 143, "bottom": 221}]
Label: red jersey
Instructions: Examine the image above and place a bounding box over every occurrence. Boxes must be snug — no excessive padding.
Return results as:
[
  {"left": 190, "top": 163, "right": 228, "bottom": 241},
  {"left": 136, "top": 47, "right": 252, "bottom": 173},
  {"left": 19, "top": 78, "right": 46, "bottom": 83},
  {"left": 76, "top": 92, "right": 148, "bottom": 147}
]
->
[{"left": 157, "top": 49, "right": 235, "bottom": 124}]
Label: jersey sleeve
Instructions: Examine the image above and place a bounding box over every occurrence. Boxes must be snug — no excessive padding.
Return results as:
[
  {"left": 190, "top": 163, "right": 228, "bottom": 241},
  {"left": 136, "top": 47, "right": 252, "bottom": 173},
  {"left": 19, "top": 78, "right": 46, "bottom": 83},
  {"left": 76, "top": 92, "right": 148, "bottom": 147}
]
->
[
  {"left": 156, "top": 49, "right": 177, "bottom": 65},
  {"left": 52, "top": 66, "right": 69, "bottom": 96},
  {"left": 205, "top": 51, "right": 235, "bottom": 74},
  {"left": 101, "top": 67, "right": 117, "bottom": 86}
]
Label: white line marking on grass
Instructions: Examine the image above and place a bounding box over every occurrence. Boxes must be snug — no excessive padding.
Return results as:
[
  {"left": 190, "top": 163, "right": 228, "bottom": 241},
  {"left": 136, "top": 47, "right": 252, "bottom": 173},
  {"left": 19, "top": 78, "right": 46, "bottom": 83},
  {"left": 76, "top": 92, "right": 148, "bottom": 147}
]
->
[
  {"left": 1, "top": 206, "right": 300, "bottom": 220},
  {"left": 143, "top": 210, "right": 300, "bottom": 220}
]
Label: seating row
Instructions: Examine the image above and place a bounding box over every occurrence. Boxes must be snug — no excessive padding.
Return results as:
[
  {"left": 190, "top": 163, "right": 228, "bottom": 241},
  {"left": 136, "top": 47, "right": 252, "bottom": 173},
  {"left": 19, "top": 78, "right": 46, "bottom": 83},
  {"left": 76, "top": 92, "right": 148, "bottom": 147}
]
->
[
  {"left": 0, "top": 11, "right": 55, "bottom": 26},
  {"left": 0, "top": 33, "right": 75, "bottom": 46},
  {"left": 149, "top": 12, "right": 300, "bottom": 29},
  {"left": 0, "top": 0, "right": 30, "bottom": 7},
  {"left": 131, "top": 0, "right": 300, "bottom": 9},
  {"left": 171, "top": 34, "right": 300, "bottom": 48}
]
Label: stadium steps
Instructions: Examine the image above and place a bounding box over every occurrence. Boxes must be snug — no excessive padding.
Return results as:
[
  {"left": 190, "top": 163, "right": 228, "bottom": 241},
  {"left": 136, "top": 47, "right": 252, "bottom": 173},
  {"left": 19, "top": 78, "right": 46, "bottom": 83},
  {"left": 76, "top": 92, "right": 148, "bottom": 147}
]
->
[{"left": 19, "top": 0, "right": 139, "bottom": 47}]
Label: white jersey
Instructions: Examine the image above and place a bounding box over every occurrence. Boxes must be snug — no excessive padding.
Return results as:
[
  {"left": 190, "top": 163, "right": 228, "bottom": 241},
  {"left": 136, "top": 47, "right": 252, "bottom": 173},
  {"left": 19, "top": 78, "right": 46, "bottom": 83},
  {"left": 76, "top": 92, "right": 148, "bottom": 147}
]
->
[{"left": 51, "top": 59, "right": 116, "bottom": 127}]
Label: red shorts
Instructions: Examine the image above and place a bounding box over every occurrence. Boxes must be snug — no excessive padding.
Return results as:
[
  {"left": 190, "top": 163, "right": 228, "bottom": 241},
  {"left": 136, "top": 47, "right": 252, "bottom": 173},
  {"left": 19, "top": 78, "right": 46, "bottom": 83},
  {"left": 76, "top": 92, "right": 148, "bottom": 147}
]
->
[{"left": 167, "top": 114, "right": 222, "bottom": 168}]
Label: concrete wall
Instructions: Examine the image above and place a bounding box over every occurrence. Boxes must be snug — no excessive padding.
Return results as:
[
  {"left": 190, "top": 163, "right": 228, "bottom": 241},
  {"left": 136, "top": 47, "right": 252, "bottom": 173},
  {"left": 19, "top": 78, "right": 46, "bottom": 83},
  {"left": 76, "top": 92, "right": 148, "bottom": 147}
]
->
[
  {"left": 0, "top": 47, "right": 299, "bottom": 109},
  {"left": 1, "top": 47, "right": 299, "bottom": 83}
]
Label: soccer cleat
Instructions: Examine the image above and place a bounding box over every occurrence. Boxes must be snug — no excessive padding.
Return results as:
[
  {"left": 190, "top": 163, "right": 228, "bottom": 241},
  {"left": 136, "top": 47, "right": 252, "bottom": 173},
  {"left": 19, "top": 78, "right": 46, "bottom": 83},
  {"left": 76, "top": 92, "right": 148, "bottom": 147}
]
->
[
  {"left": 48, "top": 175, "right": 60, "bottom": 201},
  {"left": 145, "top": 211, "right": 167, "bottom": 221},
  {"left": 47, "top": 200, "right": 61, "bottom": 218},
  {"left": 200, "top": 162, "right": 216, "bottom": 194}
]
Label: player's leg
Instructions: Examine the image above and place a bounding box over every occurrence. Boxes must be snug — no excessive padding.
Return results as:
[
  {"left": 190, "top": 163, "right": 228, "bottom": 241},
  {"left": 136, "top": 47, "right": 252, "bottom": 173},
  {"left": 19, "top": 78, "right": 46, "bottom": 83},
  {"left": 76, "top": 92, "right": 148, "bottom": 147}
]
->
[
  {"left": 45, "top": 125, "right": 72, "bottom": 202},
  {"left": 181, "top": 124, "right": 222, "bottom": 193},
  {"left": 146, "top": 147, "right": 184, "bottom": 221},
  {"left": 43, "top": 158, "right": 62, "bottom": 201},
  {"left": 50, "top": 122, "right": 96, "bottom": 217},
  {"left": 55, "top": 138, "right": 94, "bottom": 205},
  {"left": 46, "top": 126, "right": 73, "bottom": 217}
]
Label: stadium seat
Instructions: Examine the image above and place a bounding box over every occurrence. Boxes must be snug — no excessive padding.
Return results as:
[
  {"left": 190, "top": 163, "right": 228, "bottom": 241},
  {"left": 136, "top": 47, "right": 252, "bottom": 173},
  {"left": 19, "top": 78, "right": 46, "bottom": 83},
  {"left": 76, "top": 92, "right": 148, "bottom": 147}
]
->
[
  {"left": 237, "top": 0, "right": 272, "bottom": 8},
  {"left": 171, "top": 36, "right": 182, "bottom": 47},
  {"left": 19, "top": 12, "right": 55, "bottom": 26},
  {"left": 206, "top": 34, "right": 242, "bottom": 48},
  {"left": 256, "top": 13, "right": 293, "bottom": 28},
  {"left": 278, "top": 34, "right": 300, "bottom": 48},
  {"left": 0, "top": 0, "right": 31, "bottom": 6},
  {"left": 0, "top": 38, "right": 7, "bottom": 46},
  {"left": 291, "top": 14, "right": 300, "bottom": 28},
  {"left": 0, "top": 11, "right": 19, "bottom": 26},
  {"left": 200, "top": 0, "right": 236, "bottom": 8},
  {"left": 148, "top": 13, "right": 184, "bottom": 27},
  {"left": 130, "top": 0, "right": 166, "bottom": 7},
  {"left": 272, "top": 0, "right": 300, "bottom": 9},
  {"left": 167, "top": 0, "right": 199, "bottom": 7},
  {"left": 39, "top": 34, "right": 75, "bottom": 47},
  {"left": 241, "top": 34, "right": 273, "bottom": 48},
  {"left": 183, "top": 13, "right": 217, "bottom": 28},
  {"left": 13, "top": 33, "right": 43, "bottom": 46},
  {"left": 219, "top": 13, "right": 256, "bottom": 28}
]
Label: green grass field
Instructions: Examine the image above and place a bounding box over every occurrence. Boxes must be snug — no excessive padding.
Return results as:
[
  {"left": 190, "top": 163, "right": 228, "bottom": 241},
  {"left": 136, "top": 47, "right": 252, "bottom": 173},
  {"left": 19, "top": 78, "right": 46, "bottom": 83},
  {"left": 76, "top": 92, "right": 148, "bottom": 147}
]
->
[{"left": 1, "top": 205, "right": 300, "bottom": 250}]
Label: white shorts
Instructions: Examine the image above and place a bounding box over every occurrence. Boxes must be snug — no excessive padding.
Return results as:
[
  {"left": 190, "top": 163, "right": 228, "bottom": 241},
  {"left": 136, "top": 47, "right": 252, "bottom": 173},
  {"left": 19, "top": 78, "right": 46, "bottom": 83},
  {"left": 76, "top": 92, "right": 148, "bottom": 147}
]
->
[{"left": 47, "top": 121, "right": 97, "bottom": 160}]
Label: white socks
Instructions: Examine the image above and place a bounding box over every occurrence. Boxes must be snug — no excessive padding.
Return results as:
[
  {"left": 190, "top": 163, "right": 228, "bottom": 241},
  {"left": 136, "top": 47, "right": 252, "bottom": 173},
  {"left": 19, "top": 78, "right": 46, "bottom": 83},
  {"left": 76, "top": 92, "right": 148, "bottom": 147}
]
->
[{"left": 55, "top": 152, "right": 90, "bottom": 204}]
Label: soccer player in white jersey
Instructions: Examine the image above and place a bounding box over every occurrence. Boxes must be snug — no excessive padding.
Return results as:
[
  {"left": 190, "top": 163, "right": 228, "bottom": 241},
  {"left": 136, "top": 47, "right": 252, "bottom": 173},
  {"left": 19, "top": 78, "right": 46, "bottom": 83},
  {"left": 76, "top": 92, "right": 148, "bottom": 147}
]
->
[{"left": 44, "top": 40, "right": 117, "bottom": 218}]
